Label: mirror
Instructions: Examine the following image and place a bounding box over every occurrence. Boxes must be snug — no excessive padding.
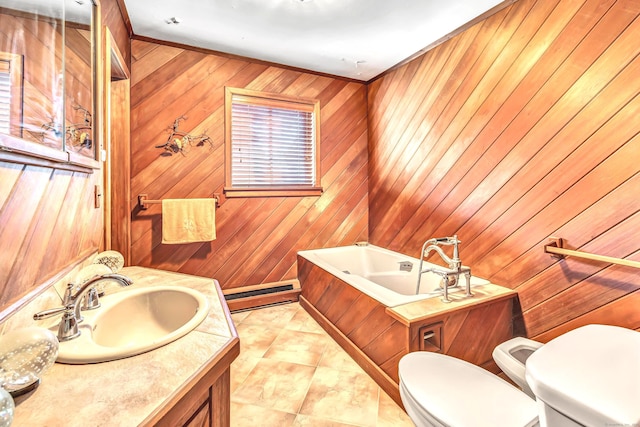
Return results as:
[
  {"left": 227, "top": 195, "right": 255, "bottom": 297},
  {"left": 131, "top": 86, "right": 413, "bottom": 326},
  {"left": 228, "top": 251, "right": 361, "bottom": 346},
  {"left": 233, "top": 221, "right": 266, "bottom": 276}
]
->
[
  {"left": 0, "top": 1, "right": 65, "bottom": 150},
  {"left": 63, "top": 0, "right": 94, "bottom": 157},
  {"left": 0, "top": 0, "right": 97, "bottom": 161}
]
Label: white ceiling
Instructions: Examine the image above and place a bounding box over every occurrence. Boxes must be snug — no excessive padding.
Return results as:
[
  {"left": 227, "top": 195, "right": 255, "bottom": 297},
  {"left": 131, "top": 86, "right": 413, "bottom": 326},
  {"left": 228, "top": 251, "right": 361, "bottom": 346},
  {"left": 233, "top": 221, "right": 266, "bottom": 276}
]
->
[{"left": 122, "top": 0, "right": 507, "bottom": 81}]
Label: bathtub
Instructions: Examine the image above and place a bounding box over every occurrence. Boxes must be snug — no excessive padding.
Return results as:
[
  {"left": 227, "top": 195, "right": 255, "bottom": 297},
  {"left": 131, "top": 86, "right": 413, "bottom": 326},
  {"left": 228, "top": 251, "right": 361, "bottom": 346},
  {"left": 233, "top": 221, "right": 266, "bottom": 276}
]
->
[{"left": 297, "top": 244, "right": 490, "bottom": 307}]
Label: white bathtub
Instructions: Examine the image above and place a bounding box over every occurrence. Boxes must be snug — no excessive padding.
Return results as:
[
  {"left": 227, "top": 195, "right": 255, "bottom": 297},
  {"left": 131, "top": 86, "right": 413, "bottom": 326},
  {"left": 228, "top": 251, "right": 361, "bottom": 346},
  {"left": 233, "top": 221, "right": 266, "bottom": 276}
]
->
[{"left": 297, "top": 244, "right": 490, "bottom": 307}]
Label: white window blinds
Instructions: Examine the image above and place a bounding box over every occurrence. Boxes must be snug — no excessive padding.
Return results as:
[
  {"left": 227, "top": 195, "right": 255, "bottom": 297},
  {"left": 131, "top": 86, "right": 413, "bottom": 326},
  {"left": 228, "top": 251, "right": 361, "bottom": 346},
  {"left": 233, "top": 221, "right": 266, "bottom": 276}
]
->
[
  {"left": 229, "top": 93, "right": 317, "bottom": 188},
  {"left": 0, "top": 61, "right": 10, "bottom": 134}
]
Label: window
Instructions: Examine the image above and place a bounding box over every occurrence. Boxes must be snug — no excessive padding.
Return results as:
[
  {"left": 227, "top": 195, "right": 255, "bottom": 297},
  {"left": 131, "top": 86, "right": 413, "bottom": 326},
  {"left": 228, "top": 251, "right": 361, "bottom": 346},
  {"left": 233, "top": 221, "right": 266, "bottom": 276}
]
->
[
  {"left": 0, "top": 53, "right": 23, "bottom": 137},
  {"left": 224, "top": 87, "right": 322, "bottom": 197}
]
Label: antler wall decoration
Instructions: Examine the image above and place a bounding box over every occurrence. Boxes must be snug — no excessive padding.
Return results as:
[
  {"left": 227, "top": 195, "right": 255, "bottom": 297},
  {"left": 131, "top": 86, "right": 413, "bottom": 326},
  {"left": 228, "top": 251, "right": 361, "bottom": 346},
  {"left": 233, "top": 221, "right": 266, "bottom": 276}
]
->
[
  {"left": 39, "top": 104, "right": 93, "bottom": 151},
  {"left": 67, "top": 104, "right": 93, "bottom": 150},
  {"left": 155, "top": 116, "right": 212, "bottom": 156}
]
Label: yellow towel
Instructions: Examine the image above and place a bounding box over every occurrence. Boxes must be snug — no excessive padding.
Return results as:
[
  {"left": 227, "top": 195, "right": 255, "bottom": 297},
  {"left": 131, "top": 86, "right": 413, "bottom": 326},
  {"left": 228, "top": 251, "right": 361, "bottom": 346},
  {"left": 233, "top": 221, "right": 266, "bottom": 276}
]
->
[{"left": 162, "top": 198, "right": 216, "bottom": 244}]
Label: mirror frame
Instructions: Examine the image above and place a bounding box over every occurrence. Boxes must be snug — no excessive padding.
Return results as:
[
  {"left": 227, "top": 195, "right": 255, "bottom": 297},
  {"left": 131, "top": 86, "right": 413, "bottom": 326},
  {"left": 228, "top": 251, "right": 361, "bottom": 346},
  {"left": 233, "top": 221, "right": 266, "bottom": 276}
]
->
[{"left": 0, "top": 0, "right": 101, "bottom": 173}]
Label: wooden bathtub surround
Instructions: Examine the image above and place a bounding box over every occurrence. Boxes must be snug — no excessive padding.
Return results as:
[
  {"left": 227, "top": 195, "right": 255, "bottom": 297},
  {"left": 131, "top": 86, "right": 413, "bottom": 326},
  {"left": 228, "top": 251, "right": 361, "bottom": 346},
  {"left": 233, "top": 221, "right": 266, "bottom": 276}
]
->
[
  {"left": 298, "top": 256, "right": 516, "bottom": 407},
  {"left": 10, "top": 267, "right": 239, "bottom": 427}
]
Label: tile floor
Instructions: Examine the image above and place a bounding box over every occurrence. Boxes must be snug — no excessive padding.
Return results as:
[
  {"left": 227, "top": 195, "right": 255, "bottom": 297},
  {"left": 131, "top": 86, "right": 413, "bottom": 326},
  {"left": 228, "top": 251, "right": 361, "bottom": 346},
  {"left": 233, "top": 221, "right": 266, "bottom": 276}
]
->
[{"left": 230, "top": 302, "right": 414, "bottom": 426}]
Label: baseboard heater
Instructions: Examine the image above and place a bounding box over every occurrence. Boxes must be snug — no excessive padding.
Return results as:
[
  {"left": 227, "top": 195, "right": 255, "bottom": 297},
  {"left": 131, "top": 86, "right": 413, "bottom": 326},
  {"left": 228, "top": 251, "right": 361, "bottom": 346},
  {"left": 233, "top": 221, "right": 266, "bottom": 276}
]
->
[
  {"left": 223, "top": 280, "right": 301, "bottom": 312},
  {"left": 224, "top": 284, "right": 294, "bottom": 300}
]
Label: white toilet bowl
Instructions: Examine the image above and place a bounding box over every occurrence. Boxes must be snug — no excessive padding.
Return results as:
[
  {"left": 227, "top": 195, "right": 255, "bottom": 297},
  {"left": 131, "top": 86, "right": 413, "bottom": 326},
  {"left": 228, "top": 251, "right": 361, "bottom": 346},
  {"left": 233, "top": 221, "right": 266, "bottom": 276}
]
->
[
  {"left": 398, "top": 352, "right": 539, "bottom": 427},
  {"left": 492, "top": 336, "right": 543, "bottom": 398}
]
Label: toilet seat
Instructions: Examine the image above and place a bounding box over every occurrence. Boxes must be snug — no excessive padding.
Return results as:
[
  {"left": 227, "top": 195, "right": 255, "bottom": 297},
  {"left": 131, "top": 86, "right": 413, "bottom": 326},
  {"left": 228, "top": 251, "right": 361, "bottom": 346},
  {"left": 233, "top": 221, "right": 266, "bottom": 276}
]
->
[
  {"left": 492, "top": 336, "right": 543, "bottom": 398},
  {"left": 399, "top": 352, "right": 539, "bottom": 427}
]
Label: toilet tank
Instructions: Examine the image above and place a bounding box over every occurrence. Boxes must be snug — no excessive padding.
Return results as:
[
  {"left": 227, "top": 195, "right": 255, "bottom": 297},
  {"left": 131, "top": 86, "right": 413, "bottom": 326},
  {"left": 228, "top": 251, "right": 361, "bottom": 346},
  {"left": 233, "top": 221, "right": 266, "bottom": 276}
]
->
[{"left": 525, "top": 324, "right": 640, "bottom": 427}]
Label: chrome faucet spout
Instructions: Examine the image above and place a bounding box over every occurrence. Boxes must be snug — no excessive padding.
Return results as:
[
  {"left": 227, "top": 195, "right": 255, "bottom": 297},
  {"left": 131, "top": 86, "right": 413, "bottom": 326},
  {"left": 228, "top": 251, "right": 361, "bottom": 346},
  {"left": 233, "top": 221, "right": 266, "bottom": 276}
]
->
[
  {"left": 70, "top": 273, "right": 133, "bottom": 321},
  {"left": 33, "top": 273, "right": 132, "bottom": 341}
]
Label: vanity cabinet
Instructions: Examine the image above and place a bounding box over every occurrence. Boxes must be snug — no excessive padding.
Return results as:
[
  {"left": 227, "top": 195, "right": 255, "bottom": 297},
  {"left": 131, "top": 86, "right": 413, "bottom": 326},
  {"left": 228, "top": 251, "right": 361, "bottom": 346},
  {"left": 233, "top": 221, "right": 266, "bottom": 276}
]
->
[{"left": 152, "top": 340, "right": 238, "bottom": 427}]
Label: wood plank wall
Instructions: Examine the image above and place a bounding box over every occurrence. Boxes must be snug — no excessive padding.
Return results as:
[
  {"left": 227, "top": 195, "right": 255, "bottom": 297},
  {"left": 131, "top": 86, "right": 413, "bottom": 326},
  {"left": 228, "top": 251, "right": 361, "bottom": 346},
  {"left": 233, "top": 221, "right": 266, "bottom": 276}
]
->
[
  {"left": 367, "top": 0, "right": 640, "bottom": 341},
  {"left": 129, "top": 40, "right": 368, "bottom": 289},
  {"left": 0, "top": 0, "right": 129, "bottom": 314}
]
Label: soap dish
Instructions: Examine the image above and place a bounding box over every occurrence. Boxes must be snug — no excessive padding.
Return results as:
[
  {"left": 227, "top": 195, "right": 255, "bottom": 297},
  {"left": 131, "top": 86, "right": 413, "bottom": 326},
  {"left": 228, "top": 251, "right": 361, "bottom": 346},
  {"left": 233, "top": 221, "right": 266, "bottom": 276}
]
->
[
  {"left": 0, "top": 327, "right": 59, "bottom": 397},
  {"left": 92, "top": 250, "right": 124, "bottom": 273}
]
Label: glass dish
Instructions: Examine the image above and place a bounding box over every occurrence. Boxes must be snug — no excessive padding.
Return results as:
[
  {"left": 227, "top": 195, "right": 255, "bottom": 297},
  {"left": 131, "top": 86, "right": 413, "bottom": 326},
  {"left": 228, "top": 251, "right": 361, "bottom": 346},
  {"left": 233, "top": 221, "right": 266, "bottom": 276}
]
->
[{"left": 0, "top": 327, "right": 59, "bottom": 397}]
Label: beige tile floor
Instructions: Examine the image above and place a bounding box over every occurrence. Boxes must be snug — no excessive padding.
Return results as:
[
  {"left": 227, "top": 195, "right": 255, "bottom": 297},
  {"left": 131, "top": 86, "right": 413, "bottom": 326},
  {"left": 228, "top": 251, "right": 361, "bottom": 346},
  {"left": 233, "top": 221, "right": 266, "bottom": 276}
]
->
[{"left": 230, "top": 302, "right": 414, "bottom": 427}]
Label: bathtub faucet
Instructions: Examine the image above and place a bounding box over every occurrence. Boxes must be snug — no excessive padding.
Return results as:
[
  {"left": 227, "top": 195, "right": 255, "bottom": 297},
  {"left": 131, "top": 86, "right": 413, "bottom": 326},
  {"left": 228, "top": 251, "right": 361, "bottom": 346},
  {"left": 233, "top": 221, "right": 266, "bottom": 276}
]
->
[{"left": 416, "top": 235, "right": 473, "bottom": 302}]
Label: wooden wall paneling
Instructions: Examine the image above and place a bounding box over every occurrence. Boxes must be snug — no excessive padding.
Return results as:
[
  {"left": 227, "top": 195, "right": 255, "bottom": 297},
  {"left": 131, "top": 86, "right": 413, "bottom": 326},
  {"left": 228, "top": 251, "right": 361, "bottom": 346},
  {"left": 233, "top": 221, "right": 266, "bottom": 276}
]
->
[
  {"left": 484, "top": 91, "right": 640, "bottom": 285},
  {"left": 368, "top": 0, "right": 640, "bottom": 340},
  {"left": 493, "top": 171, "right": 640, "bottom": 288},
  {"left": 389, "top": 0, "right": 581, "bottom": 253},
  {"left": 369, "top": 0, "right": 536, "bottom": 247},
  {"left": 451, "top": 14, "right": 640, "bottom": 272},
  {"left": 0, "top": 163, "right": 22, "bottom": 207},
  {"left": 205, "top": 198, "right": 301, "bottom": 286},
  {"left": 520, "top": 211, "right": 640, "bottom": 312},
  {"left": 265, "top": 118, "right": 368, "bottom": 282},
  {"left": 533, "top": 289, "right": 640, "bottom": 342},
  {"left": 6, "top": 169, "right": 72, "bottom": 291},
  {"left": 368, "top": 19, "right": 482, "bottom": 194},
  {"left": 523, "top": 250, "right": 640, "bottom": 337},
  {"left": 472, "top": 131, "right": 640, "bottom": 278},
  {"left": 102, "top": 0, "right": 131, "bottom": 66},
  {"left": 108, "top": 76, "right": 132, "bottom": 263},
  {"left": 130, "top": 40, "right": 367, "bottom": 289},
  {"left": 367, "top": 20, "right": 483, "bottom": 215},
  {"left": 240, "top": 130, "right": 368, "bottom": 285},
  {"left": 402, "top": 0, "right": 622, "bottom": 252}
]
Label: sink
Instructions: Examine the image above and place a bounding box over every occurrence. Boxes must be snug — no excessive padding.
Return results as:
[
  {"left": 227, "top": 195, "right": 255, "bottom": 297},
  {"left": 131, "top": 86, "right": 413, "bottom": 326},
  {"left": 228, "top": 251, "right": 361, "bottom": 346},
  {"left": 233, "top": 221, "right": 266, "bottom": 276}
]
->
[{"left": 56, "top": 286, "right": 209, "bottom": 364}]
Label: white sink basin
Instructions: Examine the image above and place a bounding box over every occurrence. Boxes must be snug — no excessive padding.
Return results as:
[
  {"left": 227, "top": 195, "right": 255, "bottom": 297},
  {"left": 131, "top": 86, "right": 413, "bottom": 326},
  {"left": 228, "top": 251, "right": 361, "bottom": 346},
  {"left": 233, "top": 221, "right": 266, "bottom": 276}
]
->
[{"left": 56, "top": 286, "right": 209, "bottom": 364}]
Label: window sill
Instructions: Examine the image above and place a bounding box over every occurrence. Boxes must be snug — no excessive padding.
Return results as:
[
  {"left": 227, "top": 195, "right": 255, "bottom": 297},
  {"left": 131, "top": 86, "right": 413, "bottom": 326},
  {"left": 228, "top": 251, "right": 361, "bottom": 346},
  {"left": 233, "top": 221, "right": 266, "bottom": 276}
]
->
[
  {"left": 224, "top": 186, "right": 323, "bottom": 198},
  {"left": 0, "top": 134, "right": 99, "bottom": 173}
]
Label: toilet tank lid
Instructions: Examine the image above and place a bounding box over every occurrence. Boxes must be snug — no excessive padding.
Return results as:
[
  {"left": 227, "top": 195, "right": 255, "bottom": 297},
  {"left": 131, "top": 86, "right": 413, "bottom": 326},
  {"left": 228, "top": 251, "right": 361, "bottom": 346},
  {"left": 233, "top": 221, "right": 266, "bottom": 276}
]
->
[{"left": 526, "top": 324, "right": 640, "bottom": 426}]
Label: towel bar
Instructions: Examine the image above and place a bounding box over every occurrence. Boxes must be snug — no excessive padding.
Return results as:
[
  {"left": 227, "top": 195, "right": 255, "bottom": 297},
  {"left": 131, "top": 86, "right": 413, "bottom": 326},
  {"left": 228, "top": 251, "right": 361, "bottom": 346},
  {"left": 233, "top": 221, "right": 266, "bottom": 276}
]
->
[
  {"left": 138, "top": 193, "right": 220, "bottom": 209},
  {"left": 544, "top": 237, "right": 640, "bottom": 269}
]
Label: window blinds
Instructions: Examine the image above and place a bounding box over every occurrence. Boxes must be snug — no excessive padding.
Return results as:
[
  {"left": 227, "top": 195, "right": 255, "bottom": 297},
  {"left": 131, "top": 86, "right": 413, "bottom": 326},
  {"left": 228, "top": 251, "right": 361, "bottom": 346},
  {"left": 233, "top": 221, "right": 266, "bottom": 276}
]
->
[
  {"left": 0, "top": 63, "right": 10, "bottom": 134},
  {"left": 230, "top": 95, "right": 316, "bottom": 187}
]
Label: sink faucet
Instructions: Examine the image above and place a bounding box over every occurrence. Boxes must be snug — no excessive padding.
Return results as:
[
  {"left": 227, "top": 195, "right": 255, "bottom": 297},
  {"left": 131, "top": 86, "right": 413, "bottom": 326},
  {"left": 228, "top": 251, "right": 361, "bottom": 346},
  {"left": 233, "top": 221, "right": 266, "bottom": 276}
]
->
[
  {"left": 416, "top": 235, "right": 473, "bottom": 302},
  {"left": 34, "top": 273, "right": 133, "bottom": 341}
]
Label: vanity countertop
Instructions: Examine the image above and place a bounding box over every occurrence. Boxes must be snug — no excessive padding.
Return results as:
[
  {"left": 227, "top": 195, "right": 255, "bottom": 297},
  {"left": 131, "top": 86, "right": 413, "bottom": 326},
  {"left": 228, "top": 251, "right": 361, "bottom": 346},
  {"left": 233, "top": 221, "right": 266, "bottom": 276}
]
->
[{"left": 12, "top": 266, "right": 239, "bottom": 426}]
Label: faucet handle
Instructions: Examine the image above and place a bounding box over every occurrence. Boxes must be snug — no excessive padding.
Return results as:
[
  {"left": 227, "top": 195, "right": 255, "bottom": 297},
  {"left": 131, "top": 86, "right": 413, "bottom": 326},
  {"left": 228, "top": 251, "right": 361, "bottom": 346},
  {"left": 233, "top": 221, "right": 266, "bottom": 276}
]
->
[
  {"left": 33, "top": 305, "right": 69, "bottom": 320},
  {"left": 81, "top": 287, "right": 101, "bottom": 311}
]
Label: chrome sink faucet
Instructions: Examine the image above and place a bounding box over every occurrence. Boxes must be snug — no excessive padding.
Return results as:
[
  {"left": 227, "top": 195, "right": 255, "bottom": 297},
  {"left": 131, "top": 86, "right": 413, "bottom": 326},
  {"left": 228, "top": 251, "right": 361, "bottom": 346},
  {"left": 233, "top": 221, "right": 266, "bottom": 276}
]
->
[
  {"left": 416, "top": 235, "right": 473, "bottom": 302},
  {"left": 34, "top": 273, "right": 133, "bottom": 341}
]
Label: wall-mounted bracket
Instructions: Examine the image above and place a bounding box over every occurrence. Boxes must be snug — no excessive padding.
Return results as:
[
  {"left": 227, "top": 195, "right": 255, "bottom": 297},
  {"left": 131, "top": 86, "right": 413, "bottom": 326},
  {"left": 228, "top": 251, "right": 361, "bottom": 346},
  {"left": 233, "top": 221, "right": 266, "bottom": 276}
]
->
[{"left": 544, "top": 237, "right": 565, "bottom": 260}]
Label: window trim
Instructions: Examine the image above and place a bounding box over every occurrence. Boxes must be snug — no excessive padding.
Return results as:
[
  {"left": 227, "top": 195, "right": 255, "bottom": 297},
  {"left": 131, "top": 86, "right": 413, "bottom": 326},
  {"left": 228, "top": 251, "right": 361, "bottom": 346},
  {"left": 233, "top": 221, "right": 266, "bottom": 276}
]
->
[{"left": 224, "top": 86, "right": 322, "bottom": 198}]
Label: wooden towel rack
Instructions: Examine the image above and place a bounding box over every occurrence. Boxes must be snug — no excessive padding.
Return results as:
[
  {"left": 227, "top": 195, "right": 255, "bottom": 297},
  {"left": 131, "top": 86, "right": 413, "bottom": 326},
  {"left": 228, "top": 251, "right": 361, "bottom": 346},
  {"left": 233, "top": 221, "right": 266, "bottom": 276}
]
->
[
  {"left": 138, "top": 193, "right": 220, "bottom": 210},
  {"left": 544, "top": 237, "right": 640, "bottom": 269}
]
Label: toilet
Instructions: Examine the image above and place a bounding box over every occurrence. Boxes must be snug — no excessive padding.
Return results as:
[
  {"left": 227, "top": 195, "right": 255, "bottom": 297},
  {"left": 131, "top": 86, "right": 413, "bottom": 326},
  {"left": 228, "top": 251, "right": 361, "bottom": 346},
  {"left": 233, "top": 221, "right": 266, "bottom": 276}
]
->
[
  {"left": 398, "top": 351, "right": 539, "bottom": 427},
  {"left": 399, "top": 325, "right": 640, "bottom": 427},
  {"left": 492, "top": 336, "right": 543, "bottom": 398},
  {"left": 526, "top": 324, "right": 640, "bottom": 427}
]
